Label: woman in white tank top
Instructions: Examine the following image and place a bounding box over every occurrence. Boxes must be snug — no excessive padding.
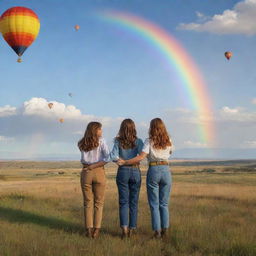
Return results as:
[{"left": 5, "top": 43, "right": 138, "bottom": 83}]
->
[{"left": 118, "top": 118, "right": 173, "bottom": 239}]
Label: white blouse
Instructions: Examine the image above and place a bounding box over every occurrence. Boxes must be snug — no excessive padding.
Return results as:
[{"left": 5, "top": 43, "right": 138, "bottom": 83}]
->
[
  {"left": 80, "top": 137, "right": 110, "bottom": 164},
  {"left": 142, "top": 138, "right": 173, "bottom": 162}
]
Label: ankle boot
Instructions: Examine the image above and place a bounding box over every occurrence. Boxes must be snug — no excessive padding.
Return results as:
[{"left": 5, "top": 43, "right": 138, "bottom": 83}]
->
[
  {"left": 128, "top": 228, "right": 137, "bottom": 238},
  {"left": 161, "top": 228, "right": 168, "bottom": 238},
  {"left": 128, "top": 228, "right": 136, "bottom": 238},
  {"left": 152, "top": 230, "right": 162, "bottom": 239},
  {"left": 121, "top": 227, "right": 128, "bottom": 239},
  {"left": 86, "top": 228, "right": 93, "bottom": 238},
  {"left": 92, "top": 228, "right": 100, "bottom": 239}
]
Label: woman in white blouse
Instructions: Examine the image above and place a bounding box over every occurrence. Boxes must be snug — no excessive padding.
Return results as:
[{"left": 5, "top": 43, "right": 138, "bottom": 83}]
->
[
  {"left": 118, "top": 118, "right": 173, "bottom": 239},
  {"left": 78, "top": 121, "right": 110, "bottom": 239}
]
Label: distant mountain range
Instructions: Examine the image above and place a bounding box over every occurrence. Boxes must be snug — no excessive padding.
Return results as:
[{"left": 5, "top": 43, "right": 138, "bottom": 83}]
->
[{"left": 1, "top": 148, "right": 256, "bottom": 161}]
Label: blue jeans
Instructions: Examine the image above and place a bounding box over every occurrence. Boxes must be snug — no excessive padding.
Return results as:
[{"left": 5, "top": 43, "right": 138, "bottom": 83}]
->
[
  {"left": 116, "top": 166, "right": 141, "bottom": 228},
  {"left": 146, "top": 165, "right": 172, "bottom": 231}
]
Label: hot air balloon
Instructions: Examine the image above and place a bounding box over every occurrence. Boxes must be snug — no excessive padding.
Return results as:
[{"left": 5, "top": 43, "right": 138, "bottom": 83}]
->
[
  {"left": 68, "top": 93, "right": 73, "bottom": 97},
  {"left": 59, "top": 118, "right": 64, "bottom": 123},
  {"left": 225, "top": 51, "right": 232, "bottom": 60},
  {"left": 74, "top": 25, "right": 80, "bottom": 31},
  {"left": 48, "top": 103, "right": 53, "bottom": 109},
  {"left": 0, "top": 7, "right": 40, "bottom": 62}
]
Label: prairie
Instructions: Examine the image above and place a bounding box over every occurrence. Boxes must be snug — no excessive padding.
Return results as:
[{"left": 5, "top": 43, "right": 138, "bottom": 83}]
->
[{"left": 0, "top": 160, "right": 256, "bottom": 256}]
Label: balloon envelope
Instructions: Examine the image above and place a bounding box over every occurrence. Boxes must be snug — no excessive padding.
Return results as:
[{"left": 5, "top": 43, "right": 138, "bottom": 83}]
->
[
  {"left": 0, "top": 6, "right": 40, "bottom": 57},
  {"left": 48, "top": 103, "right": 53, "bottom": 109},
  {"left": 225, "top": 51, "right": 232, "bottom": 60},
  {"left": 74, "top": 25, "right": 80, "bottom": 31}
]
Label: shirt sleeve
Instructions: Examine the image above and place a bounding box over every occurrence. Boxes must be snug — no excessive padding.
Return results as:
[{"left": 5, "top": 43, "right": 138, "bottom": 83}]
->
[
  {"left": 142, "top": 138, "right": 150, "bottom": 154},
  {"left": 101, "top": 138, "right": 110, "bottom": 162},
  {"left": 80, "top": 151, "right": 85, "bottom": 164},
  {"left": 137, "top": 138, "right": 144, "bottom": 154},
  {"left": 109, "top": 139, "right": 120, "bottom": 161}
]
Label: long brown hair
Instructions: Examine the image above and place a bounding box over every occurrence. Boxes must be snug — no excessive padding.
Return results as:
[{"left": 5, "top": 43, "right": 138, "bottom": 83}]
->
[
  {"left": 149, "top": 118, "right": 171, "bottom": 149},
  {"left": 116, "top": 119, "right": 137, "bottom": 149},
  {"left": 78, "top": 122, "right": 102, "bottom": 152}
]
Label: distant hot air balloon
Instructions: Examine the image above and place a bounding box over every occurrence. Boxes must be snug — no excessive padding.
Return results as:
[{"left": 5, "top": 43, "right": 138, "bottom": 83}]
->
[
  {"left": 48, "top": 103, "right": 53, "bottom": 109},
  {"left": 225, "top": 51, "right": 232, "bottom": 60},
  {"left": 0, "top": 7, "right": 40, "bottom": 62},
  {"left": 59, "top": 118, "right": 64, "bottom": 123},
  {"left": 74, "top": 25, "right": 80, "bottom": 31},
  {"left": 68, "top": 93, "right": 73, "bottom": 97}
]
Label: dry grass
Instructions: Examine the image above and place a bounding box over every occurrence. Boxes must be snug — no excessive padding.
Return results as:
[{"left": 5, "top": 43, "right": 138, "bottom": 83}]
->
[{"left": 0, "top": 161, "right": 256, "bottom": 256}]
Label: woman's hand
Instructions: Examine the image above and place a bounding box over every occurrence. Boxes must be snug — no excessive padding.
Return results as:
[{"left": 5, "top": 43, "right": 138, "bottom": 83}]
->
[
  {"left": 117, "top": 158, "right": 126, "bottom": 166},
  {"left": 83, "top": 165, "right": 91, "bottom": 172}
]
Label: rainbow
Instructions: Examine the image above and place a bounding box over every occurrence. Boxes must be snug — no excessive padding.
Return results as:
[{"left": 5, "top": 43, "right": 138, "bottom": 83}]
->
[{"left": 97, "top": 10, "right": 215, "bottom": 146}]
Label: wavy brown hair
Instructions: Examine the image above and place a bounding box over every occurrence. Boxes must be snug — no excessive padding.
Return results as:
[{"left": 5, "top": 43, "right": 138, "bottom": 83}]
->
[
  {"left": 78, "top": 122, "right": 102, "bottom": 152},
  {"left": 116, "top": 119, "right": 137, "bottom": 149},
  {"left": 149, "top": 118, "right": 171, "bottom": 149}
]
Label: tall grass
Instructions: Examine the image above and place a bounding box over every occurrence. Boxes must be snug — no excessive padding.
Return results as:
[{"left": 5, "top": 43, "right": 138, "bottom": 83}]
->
[{"left": 0, "top": 162, "right": 256, "bottom": 256}]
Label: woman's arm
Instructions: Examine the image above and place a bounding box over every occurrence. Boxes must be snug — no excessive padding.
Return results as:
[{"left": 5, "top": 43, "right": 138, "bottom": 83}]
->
[
  {"left": 118, "top": 152, "right": 147, "bottom": 165},
  {"left": 85, "top": 161, "right": 107, "bottom": 170},
  {"left": 109, "top": 139, "right": 119, "bottom": 163}
]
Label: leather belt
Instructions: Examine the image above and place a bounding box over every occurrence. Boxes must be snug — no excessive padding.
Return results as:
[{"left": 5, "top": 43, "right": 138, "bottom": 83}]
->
[
  {"left": 149, "top": 161, "right": 169, "bottom": 166},
  {"left": 82, "top": 164, "right": 105, "bottom": 170}
]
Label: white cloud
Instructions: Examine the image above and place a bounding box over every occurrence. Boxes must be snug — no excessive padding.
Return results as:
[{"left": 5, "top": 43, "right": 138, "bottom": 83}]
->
[
  {"left": 220, "top": 106, "right": 256, "bottom": 121},
  {"left": 0, "top": 105, "right": 16, "bottom": 117},
  {"left": 0, "top": 97, "right": 125, "bottom": 147},
  {"left": 252, "top": 98, "right": 256, "bottom": 104},
  {"left": 196, "top": 11, "right": 204, "bottom": 18},
  {"left": 23, "top": 97, "right": 86, "bottom": 120},
  {"left": 222, "top": 106, "right": 240, "bottom": 114},
  {"left": 0, "top": 136, "right": 15, "bottom": 142},
  {"left": 178, "top": 0, "right": 256, "bottom": 35},
  {"left": 1, "top": 100, "right": 256, "bottom": 157},
  {"left": 243, "top": 140, "right": 256, "bottom": 148},
  {"left": 183, "top": 140, "right": 208, "bottom": 148}
]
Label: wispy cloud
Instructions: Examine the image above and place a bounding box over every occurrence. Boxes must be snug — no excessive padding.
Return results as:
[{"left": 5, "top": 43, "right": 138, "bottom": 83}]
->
[
  {"left": 183, "top": 140, "right": 208, "bottom": 148},
  {"left": 243, "top": 140, "right": 256, "bottom": 148},
  {"left": 0, "top": 136, "right": 15, "bottom": 142}
]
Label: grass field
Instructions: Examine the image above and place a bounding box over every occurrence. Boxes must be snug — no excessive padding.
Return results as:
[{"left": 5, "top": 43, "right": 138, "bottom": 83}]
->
[{"left": 0, "top": 160, "right": 256, "bottom": 256}]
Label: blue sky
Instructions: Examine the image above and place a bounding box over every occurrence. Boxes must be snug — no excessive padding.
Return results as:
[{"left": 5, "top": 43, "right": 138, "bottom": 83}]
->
[{"left": 0, "top": 0, "right": 256, "bottom": 159}]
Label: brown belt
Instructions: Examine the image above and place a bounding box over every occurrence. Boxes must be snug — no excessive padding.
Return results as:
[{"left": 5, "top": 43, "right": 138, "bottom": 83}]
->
[
  {"left": 149, "top": 161, "right": 169, "bottom": 166},
  {"left": 82, "top": 164, "right": 105, "bottom": 169}
]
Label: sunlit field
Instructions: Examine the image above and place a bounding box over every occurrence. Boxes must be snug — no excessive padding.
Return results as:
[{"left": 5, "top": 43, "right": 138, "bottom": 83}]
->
[{"left": 0, "top": 160, "right": 256, "bottom": 256}]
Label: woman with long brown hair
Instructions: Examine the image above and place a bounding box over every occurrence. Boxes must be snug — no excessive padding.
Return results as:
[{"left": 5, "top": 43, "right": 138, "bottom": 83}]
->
[
  {"left": 118, "top": 118, "right": 173, "bottom": 239},
  {"left": 110, "top": 119, "right": 143, "bottom": 239},
  {"left": 78, "top": 121, "right": 110, "bottom": 239}
]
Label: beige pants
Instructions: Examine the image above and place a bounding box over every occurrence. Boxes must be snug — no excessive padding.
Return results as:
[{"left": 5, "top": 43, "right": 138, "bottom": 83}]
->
[{"left": 80, "top": 167, "right": 106, "bottom": 228}]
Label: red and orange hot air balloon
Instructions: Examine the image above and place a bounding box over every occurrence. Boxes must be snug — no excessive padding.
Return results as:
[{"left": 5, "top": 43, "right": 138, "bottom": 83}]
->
[
  {"left": 0, "top": 7, "right": 40, "bottom": 62},
  {"left": 74, "top": 25, "right": 80, "bottom": 31},
  {"left": 225, "top": 51, "right": 232, "bottom": 60}
]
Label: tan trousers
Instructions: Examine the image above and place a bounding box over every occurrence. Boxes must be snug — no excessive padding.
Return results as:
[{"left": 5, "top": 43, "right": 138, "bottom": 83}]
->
[{"left": 80, "top": 167, "right": 106, "bottom": 229}]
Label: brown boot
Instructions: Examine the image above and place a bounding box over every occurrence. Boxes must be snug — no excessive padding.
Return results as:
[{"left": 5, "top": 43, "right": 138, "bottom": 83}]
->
[
  {"left": 128, "top": 228, "right": 137, "bottom": 238},
  {"left": 121, "top": 227, "right": 129, "bottom": 239},
  {"left": 86, "top": 228, "right": 93, "bottom": 238},
  {"left": 92, "top": 228, "right": 100, "bottom": 239},
  {"left": 161, "top": 228, "right": 168, "bottom": 238},
  {"left": 152, "top": 230, "right": 162, "bottom": 239}
]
